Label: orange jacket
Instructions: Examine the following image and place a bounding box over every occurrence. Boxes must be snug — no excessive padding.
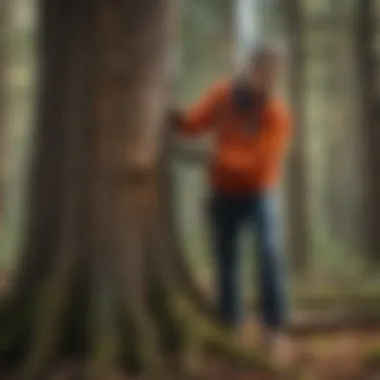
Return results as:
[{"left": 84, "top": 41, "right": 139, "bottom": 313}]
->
[{"left": 180, "top": 80, "right": 292, "bottom": 194}]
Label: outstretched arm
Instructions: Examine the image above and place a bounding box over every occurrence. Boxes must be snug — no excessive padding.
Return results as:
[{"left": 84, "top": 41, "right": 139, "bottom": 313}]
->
[{"left": 178, "top": 80, "right": 228, "bottom": 137}]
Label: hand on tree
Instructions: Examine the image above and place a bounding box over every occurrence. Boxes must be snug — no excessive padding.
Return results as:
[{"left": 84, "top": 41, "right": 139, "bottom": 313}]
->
[{"left": 166, "top": 108, "right": 184, "bottom": 130}]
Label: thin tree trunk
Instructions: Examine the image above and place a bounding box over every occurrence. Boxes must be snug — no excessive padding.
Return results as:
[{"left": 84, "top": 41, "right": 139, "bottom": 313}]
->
[
  {"left": 355, "top": 0, "right": 380, "bottom": 261},
  {"left": 284, "top": 0, "right": 310, "bottom": 273},
  {"left": 0, "top": 1, "right": 8, "bottom": 222},
  {"left": 219, "top": 0, "right": 235, "bottom": 72}
]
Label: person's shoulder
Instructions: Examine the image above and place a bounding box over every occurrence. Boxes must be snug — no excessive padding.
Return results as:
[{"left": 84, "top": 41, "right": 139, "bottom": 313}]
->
[
  {"left": 266, "top": 97, "right": 292, "bottom": 124},
  {"left": 209, "top": 77, "right": 232, "bottom": 96},
  {"left": 267, "top": 97, "right": 290, "bottom": 114}
]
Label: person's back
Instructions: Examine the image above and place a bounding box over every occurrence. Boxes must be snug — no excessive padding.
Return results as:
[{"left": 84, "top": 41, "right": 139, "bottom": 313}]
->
[{"left": 173, "top": 42, "right": 293, "bottom": 366}]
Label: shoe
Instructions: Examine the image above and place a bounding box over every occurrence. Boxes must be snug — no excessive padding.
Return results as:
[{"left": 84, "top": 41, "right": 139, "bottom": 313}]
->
[{"left": 261, "top": 329, "right": 293, "bottom": 370}]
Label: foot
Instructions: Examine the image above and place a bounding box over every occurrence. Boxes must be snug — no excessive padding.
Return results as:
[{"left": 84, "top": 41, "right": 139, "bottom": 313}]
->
[
  {"left": 261, "top": 329, "right": 293, "bottom": 370},
  {"left": 236, "top": 321, "right": 257, "bottom": 348}
]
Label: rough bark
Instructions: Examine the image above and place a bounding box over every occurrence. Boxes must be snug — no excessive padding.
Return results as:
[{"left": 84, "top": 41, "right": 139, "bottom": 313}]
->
[
  {"left": 355, "top": 0, "right": 380, "bottom": 261},
  {"left": 0, "top": 1, "right": 277, "bottom": 379},
  {"left": 284, "top": 0, "right": 310, "bottom": 273}
]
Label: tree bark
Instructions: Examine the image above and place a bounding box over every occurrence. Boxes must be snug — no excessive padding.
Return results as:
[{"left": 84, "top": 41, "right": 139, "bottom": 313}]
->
[
  {"left": 355, "top": 0, "right": 380, "bottom": 262},
  {"left": 284, "top": 0, "right": 310, "bottom": 273},
  {"left": 0, "top": 1, "right": 275, "bottom": 379}
]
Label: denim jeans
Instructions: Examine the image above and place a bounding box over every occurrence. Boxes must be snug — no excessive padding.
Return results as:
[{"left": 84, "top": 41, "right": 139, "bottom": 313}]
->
[{"left": 209, "top": 191, "right": 287, "bottom": 329}]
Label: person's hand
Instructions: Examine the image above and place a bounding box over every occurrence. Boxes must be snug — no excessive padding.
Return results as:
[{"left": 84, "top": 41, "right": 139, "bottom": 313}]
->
[{"left": 166, "top": 108, "right": 184, "bottom": 131}]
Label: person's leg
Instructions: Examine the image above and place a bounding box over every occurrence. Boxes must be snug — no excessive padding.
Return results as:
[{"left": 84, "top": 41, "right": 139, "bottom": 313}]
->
[
  {"left": 209, "top": 193, "right": 246, "bottom": 328},
  {"left": 250, "top": 192, "right": 288, "bottom": 352}
]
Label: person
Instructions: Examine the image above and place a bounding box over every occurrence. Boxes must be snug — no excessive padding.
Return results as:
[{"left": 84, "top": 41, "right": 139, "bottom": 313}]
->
[{"left": 171, "top": 41, "right": 293, "bottom": 364}]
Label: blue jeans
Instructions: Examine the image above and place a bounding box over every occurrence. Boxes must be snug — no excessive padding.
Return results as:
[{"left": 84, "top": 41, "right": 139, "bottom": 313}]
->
[{"left": 209, "top": 191, "right": 287, "bottom": 329}]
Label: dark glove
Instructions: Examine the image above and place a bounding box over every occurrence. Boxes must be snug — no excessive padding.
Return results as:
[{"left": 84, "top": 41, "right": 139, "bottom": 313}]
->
[{"left": 166, "top": 108, "right": 184, "bottom": 130}]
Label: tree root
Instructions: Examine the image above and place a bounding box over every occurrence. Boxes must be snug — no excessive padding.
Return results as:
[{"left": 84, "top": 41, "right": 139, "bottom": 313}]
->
[
  {"left": 90, "top": 291, "right": 121, "bottom": 373},
  {"left": 19, "top": 206, "right": 79, "bottom": 380},
  {"left": 0, "top": 298, "right": 30, "bottom": 354},
  {"left": 364, "top": 345, "right": 380, "bottom": 371},
  {"left": 19, "top": 270, "right": 75, "bottom": 379},
  {"left": 0, "top": 317, "right": 30, "bottom": 371},
  {"left": 168, "top": 291, "right": 275, "bottom": 375}
]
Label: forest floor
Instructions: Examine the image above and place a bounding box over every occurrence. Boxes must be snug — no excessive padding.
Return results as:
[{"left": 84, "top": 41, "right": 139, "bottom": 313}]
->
[
  {"left": 1, "top": 318, "right": 380, "bottom": 379},
  {"left": 30, "top": 323, "right": 380, "bottom": 379},
  {"left": 200, "top": 323, "right": 380, "bottom": 380},
  {"left": 1, "top": 277, "right": 380, "bottom": 379}
]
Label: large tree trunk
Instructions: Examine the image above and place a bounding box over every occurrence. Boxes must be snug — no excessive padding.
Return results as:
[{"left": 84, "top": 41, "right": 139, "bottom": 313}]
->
[
  {"left": 355, "top": 0, "right": 380, "bottom": 262},
  {"left": 284, "top": 0, "right": 310, "bottom": 273},
  {"left": 0, "top": 1, "right": 275, "bottom": 379}
]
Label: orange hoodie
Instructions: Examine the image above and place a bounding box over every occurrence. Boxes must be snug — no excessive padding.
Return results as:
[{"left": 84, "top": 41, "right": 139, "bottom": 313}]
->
[{"left": 180, "top": 80, "right": 292, "bottom": 194}]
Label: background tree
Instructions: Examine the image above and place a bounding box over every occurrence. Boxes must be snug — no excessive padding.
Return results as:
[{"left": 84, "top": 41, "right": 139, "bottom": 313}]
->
[
  {"left": 0, "top": 0, "right": 9, "bottom": 224},
  {"left": 355, "top": 0, "right": 380, "bottom": 262},
  {"left": 283, "top": 0, "right": 310, "bottom": 273}
]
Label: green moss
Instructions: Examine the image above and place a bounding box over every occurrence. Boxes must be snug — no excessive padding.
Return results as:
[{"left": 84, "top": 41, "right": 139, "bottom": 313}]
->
[
  {"left": 248, "top": 289, "right": 380, "bottom": 310},
  {"left": 170, "top": 291, "right": 275, "bottom": 374},
  {"left": 364, "top": 346, "right": 380, "bottom": 370},
  {"left": 0, "top": 296, "right": 31, "bottom": 353}
]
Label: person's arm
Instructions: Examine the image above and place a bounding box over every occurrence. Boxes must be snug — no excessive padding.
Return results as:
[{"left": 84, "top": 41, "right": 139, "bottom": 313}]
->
[
  {"left": 179, "top": 80, "right": 228, "bottom": 137},
  {"left": 251, "top": 103, "right": 292, "bottom": 168}
]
